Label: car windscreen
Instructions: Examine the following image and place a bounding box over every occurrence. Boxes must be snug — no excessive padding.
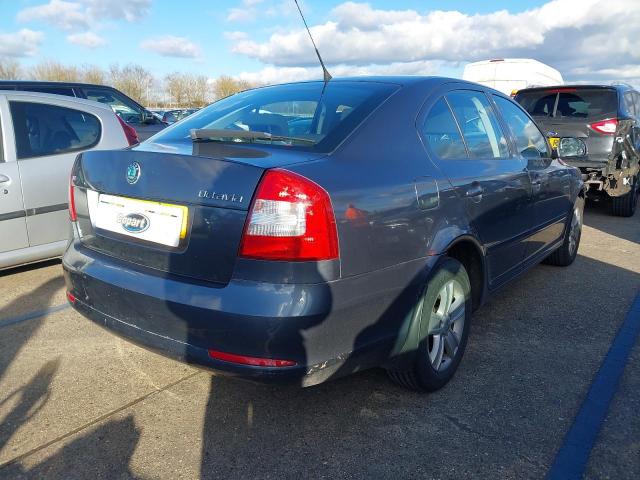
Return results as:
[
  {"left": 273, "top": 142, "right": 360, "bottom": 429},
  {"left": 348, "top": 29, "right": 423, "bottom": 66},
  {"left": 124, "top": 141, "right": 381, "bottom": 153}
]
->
[
  {"left": 150, "top": 81, "right": 399, "bottom": 152},
  {"left": 515, "top": 88, "right": 618, "bottom": 120}
]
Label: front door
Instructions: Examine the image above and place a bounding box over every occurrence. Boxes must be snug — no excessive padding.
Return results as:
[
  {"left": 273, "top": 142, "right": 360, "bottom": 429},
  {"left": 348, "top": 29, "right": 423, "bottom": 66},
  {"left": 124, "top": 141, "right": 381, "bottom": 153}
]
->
[{"left": 492, "top": 95, "right": 572, "bottom": 260}]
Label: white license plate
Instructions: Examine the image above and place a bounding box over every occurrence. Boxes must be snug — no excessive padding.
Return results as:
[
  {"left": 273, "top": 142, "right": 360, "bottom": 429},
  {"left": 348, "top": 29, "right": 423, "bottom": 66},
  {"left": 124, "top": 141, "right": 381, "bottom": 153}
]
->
[{"left": 87, "top": 191, "right": 188, "bottom": 247}]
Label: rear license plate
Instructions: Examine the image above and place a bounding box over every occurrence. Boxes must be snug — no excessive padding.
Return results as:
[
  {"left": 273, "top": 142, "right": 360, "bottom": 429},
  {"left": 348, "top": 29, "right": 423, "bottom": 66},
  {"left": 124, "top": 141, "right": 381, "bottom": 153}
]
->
[
  {"left": 549, "top": 137, "right": 560, "bottom": 149},
  {"left": 87, "top": 191, "right": 188, "bottom": 247}
]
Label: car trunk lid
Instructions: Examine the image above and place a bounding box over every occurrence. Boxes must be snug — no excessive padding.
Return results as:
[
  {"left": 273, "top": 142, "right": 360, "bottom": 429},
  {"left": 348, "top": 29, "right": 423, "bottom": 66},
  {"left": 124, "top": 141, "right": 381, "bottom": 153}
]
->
[{"left": 72, "top": 146, "right": 322, "bottom": 284}]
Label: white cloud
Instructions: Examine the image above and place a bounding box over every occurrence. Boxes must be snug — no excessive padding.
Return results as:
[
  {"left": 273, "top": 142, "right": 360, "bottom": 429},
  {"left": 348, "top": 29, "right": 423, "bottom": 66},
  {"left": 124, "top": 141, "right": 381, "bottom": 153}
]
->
[
  {"left": 140, "top": 36, "right": 202, "bottom": 58},
  {"left": 17, "top": 0, "right": 151, "bottom": 30},
  {"left": 82, "top": 0, "right": 151, "bottom": 22},
  {"left": 227, "top": 0, "right": 264, "bottom": 22},
  {"left": 0, "top": 29, "right": 44, "bottom": 57},
  {"left": 17, "top": 0, "right": 89, "bottom": 31},
  {"left": 226, "top": 0, "right": 297, "bottom": 23},
  {"left": 67, "top": 31, "right": 106, "bottom": 48},
  {"left": 231, "top": 0, "right": 640, "bottom": 85}
]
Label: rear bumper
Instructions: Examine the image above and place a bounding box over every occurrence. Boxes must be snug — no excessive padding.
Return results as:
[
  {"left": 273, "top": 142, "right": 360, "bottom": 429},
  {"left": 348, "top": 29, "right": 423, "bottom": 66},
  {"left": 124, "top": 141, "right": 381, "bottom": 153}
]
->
[{"left": 63, "top": 240, "right": 436, "bottom": 386}]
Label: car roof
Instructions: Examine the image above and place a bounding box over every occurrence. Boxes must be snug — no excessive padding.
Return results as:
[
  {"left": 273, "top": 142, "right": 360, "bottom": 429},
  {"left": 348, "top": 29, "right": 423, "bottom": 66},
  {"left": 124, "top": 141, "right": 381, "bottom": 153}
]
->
[
  {"left": 248, "top": 76, "right": 499, "bottom": 92},
  {"left": 0, "top": 89, "right": 113, "bottom": 110},
  {"left": 0, "top": 80, "right": 118, "bottom": 89}
]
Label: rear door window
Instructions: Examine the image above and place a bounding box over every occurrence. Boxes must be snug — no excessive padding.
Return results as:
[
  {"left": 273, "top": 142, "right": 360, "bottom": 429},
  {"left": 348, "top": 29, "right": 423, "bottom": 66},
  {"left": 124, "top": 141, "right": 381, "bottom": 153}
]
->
[
  {"left": 421, "top": 98, "right": 467, "bottom": 159},
  {"left": 10, "top": 101, "right": 101, "bottom": 159},
  {"left": 494, "top": 96, "right": 550, "bottom": 159},
  {"left": 516, "top": 88, "right": 618, "bottom": 120},
  {"left": 445, "top": 90, "right": 509, "bottom": 159}
]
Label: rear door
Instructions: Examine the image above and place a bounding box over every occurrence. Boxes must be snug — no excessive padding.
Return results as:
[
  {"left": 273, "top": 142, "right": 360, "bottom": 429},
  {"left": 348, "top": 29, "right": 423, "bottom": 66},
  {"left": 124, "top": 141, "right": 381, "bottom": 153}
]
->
[
  {"left": 0, "top": 96, "right": 28, "bottom": 256},
  {"left": 422, "top": 88, "right": 533, "bottom": 287},
  {"left": 8, "top": 96, "right": 104, "bottom": 247},
  {"left": 492, "top": 95, "right": 572, "bottom": 260}
]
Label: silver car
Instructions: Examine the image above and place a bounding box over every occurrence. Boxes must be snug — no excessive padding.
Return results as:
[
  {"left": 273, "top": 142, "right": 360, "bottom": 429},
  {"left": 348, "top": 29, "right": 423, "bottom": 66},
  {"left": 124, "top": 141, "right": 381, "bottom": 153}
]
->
[{"left": 0, "top": 91, "right": 131, "bottom": 269}]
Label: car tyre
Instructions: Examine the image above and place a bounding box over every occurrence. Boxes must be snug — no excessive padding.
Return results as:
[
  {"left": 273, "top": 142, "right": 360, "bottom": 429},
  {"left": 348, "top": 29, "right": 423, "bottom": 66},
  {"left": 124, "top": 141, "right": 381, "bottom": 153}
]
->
[
  {"left": 387, "top": 257, "right": 472, "bottom": 392},
  {"left": 611, "top": 176, "right": 637, "bottom": 217},
  {"left": 544, "top": 197, "right": 584, "bottom": 267}
]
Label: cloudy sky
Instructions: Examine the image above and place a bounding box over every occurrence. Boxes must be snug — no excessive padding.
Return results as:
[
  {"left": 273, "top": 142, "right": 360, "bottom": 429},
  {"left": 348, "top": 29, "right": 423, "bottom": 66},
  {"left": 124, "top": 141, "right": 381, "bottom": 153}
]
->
[{"left": 1, "top": 0, "right": 639, "bottom": 87}]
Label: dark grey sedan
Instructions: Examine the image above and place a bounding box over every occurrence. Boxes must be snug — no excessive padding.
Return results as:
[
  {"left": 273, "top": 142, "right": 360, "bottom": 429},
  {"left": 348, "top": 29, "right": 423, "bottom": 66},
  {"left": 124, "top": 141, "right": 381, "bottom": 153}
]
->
[{"left": 63, "top": 77, "right": 584, "bottom": 391}]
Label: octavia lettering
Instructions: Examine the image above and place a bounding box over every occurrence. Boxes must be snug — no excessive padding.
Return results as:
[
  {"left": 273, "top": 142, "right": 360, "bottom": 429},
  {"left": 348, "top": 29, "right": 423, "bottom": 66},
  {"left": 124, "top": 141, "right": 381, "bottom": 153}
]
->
[
  {"left": 198, "top": 190, "right": 244, "bottom": 203},
  {"left": 117, "top": 213, "right": 150, "bottom": 233}
]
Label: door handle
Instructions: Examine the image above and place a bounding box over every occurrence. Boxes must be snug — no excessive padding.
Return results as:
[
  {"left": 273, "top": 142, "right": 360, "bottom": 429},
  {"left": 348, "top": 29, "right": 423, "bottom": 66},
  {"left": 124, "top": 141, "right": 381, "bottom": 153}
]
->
[
  {"left": 531, "top": 178, "right": 543, "bottom": 191},
  {"left": 0, "top": 174, "right": 10, "bottom": 184},
  {"left": 465, "top": 183, "right": 484, "bottom": 198}
]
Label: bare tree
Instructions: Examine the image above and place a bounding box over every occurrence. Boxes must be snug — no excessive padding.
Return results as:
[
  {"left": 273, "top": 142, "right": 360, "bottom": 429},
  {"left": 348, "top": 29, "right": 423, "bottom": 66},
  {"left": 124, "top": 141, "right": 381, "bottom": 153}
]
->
[
  {"left": 212, "top": 75, "right": 254, "bottom": 100},
  {"left": 82, "top": 65, "right": 106, "bottom": 85},
  {"left": 186, "top": 74, "right": 210, "bottom": 107},
  {"left": 165, "top": 72, "right": 189, "bottom": 107},
  {"left": 30, "top": 60, "right": 81, "bottom": 82},
  {"left": 0, "top": 57, "right": 21, "bottom": 80},
  {"left": 109, "top": 64, "right": 154, "bottom": 105}
]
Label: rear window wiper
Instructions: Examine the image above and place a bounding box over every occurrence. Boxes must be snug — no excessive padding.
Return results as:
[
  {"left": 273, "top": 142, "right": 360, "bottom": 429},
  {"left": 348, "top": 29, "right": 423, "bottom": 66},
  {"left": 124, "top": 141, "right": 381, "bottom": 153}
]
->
[{"left": 190, "top": 129, "right": 316, "bottom": 145}]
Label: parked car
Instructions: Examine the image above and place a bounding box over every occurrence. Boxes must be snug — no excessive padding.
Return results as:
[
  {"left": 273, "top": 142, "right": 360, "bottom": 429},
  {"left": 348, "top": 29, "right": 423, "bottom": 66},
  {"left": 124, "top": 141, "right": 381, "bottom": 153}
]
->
[
  {"left": 63, "top": 77, "right": 585, "bottom": 391},
  {"left": 463, "top": 58, "right": 564, "bottom": 96},
  {"left": 162, "top": 108, "right": 199, "bottom": 124},
  {"left": 0, "top": 91, "right": 133, "bottom": 270},
  {"left": 0, "top": 81, "right": 166, "bottom": 141},
  {"left": 515, "top": 84, "right": 640, "bottom": 216}
]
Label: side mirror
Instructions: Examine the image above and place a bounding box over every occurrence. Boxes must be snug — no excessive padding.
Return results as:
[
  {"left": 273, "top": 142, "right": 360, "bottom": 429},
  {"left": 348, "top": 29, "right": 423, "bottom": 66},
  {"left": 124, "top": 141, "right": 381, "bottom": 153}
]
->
[{"left": 555, "top": 137, "right": 586, "bottom": 158}]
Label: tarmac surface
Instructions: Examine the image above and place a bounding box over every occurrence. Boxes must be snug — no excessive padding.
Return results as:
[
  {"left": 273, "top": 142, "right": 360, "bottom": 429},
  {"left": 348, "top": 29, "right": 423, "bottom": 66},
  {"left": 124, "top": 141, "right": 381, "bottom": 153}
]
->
[{"left": 0, "top": 201, "right": 638, "bottom": 479}]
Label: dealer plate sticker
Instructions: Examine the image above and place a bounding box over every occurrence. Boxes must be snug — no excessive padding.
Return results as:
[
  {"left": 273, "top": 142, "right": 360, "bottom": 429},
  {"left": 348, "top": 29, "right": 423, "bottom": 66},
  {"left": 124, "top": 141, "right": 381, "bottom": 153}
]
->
[{"left": 87, "top": 191, "right": 188, "bottom": 247}]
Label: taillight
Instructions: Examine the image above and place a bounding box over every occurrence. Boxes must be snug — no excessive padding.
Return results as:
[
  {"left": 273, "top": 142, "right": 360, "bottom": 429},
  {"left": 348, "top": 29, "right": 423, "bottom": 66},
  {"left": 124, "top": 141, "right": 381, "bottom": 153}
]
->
[
  {"left": 589, "top": 118, "right": 618, "bottom": 135},
  {"left": 69, "top": 173, "right": 77, "bottom": 222},
  {"left": 239, "top": 169, "right": 339, "bottom": 261},
  {"left": 116, "top": 115, "right": 139, "bottom": 145}
]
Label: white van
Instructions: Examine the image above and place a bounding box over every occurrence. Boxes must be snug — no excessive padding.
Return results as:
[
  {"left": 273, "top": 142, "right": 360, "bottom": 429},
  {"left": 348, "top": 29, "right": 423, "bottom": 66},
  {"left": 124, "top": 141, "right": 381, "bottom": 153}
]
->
[{"left": 462, "top": 59, "right": 563, "bottom": 96}]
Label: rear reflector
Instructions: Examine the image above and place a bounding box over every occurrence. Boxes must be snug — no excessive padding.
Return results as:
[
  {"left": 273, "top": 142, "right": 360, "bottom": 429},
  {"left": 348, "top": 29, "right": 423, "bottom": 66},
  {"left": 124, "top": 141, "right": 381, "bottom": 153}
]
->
[
  {"left": 239, "top": 169, "right": 339, "bottom": 261},
  {"left": 589, "top": 118, "right": 618, "bottom": 135},
  {"left": 208, "top": 349, "right": 296, "bottom": 367},
  {"left": 69, "top": 174, "right": 77, "bottom": 222},
  {"left": 66, "top": 291, "right": 76, "bottom": 304},
  {"left": 116, "top": 114, "right": 140, "bottom": 146}
]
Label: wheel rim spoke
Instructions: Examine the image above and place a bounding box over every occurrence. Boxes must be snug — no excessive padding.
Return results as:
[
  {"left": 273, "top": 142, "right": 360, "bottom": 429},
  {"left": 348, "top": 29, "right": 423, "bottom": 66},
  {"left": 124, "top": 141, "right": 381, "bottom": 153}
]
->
[
  {"left": 427, "top": 278, "right": 466, "bottom": 371},
  {"left": 430, "top": 335, "right": 444, "bottom": 369},
  {"left": 444, "top": 330, "right": 459, "bottom": 357}
]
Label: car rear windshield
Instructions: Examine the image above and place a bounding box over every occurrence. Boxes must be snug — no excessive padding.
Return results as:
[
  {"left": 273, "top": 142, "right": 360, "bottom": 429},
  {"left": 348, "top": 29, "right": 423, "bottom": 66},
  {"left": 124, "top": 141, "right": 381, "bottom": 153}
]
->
[
  {"left": 515, "top": 88, "right": 618, "bottom": 120},
  {"left": 149, "top": 81, "right": 399, "bottom": 152}
]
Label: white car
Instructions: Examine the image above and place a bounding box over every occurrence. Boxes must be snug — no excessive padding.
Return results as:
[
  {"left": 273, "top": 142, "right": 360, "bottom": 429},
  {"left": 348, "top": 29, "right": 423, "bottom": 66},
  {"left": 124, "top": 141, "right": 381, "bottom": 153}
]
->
[{"left": 0, "top": 91, "right": 134, "bottom": 269}]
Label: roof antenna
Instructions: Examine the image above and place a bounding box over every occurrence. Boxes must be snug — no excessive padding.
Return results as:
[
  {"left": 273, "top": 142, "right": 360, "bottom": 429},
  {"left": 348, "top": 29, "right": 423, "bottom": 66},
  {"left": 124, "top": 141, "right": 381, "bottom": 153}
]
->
[{"left": 294, "top": 0, "right": 332, "bottom": 85}]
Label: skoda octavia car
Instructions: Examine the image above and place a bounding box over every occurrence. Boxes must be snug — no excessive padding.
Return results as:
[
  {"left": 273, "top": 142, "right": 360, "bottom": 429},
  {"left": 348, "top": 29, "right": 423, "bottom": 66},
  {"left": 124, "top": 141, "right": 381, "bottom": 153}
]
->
[{"left": 64, "top": 77, "right": 584, "bottom": 391}]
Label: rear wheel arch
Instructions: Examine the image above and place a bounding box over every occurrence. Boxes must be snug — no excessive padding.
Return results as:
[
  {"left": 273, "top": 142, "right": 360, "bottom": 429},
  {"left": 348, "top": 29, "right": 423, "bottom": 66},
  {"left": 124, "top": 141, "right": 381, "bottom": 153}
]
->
[{"left": 444, "top": 236, "right": 486, "bottom": 311}]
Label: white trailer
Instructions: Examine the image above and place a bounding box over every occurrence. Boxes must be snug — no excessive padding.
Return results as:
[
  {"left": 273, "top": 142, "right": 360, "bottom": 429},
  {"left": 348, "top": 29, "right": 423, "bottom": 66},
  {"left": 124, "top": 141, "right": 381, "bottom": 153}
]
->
[{"left": 462, "top": 58, "right": 564, "bottom": 96}]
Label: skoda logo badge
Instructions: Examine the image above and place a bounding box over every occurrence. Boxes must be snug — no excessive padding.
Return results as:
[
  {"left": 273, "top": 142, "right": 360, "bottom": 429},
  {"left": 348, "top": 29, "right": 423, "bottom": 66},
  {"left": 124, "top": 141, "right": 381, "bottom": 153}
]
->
[{"left": 126, "top": 162, "right": 141, "bottom": 185}]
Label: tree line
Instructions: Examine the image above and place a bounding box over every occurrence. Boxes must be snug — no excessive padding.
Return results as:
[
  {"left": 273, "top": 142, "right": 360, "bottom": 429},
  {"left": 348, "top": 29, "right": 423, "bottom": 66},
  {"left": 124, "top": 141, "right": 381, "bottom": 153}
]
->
[{"left": 0, "top": 58, "right": 256, "bottom": 108}]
